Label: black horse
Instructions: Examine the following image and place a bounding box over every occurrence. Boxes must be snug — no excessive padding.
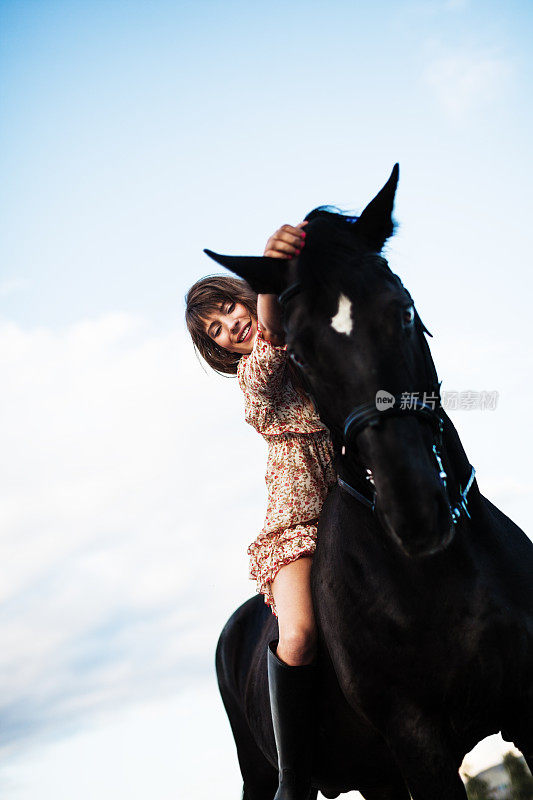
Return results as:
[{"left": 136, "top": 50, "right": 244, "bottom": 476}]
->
[{"left": 205, "top": 165, "right": 533, "bottom": 800}]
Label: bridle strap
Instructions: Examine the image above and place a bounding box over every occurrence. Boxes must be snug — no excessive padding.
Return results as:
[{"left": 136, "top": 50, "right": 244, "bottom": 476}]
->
[
  {"left": 278, "top": 282, "right": 302, "bottom": 307},
  {"left": 344, "top": 398, "right": 442, "bottom": 445},
  {"left": 337, "top": 475, "right": 374, "bottom": 509}
]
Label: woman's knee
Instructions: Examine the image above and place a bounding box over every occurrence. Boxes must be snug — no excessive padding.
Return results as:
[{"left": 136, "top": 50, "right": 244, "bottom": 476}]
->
[{"left": 278, "top": 623, "right": 317, "bottom": 665}]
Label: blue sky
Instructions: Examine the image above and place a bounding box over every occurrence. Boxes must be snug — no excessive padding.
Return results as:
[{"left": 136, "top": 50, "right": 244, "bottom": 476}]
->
[{"left": 1, "top": 1, "right": 532, "bottom": 797}]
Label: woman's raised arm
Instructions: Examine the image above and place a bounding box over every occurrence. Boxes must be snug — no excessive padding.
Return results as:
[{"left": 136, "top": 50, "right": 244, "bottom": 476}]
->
[{"left": 258, "top": 222, "right": 307, "bottom": 344}]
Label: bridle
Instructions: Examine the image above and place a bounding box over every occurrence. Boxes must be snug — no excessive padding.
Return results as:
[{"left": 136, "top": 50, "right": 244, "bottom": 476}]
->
[{"left": 278, "top": 282, "right": 476, "bottom": 526}]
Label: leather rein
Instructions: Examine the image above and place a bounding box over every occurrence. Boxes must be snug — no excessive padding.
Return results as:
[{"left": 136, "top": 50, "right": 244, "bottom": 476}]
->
[{"left": 277, "top": 281, "right": 476, "bottom": 526}]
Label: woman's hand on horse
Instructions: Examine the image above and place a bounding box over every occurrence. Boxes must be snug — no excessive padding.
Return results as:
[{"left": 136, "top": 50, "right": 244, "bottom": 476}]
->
[{"left": 263, "top": 221, "right": 308, "bottom": 259}]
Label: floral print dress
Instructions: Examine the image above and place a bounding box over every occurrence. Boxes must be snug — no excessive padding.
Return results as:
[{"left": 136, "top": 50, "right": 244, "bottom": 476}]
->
[{"left": 237, "top": 323, "right": 337, "bottom": 617}]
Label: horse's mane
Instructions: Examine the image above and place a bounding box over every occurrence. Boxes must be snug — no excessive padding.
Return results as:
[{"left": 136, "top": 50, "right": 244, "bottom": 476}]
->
[
  {"left": 299, "top": 206, "right": 399, "bottom": 306},
  {"left": 304, "top": 205, "right": 360, "bottom": 225}
]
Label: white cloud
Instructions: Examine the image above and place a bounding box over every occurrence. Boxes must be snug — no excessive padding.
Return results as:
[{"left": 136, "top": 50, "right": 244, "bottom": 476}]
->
[
  {"left": 0, "top": 685, "right": 242, "bottom": 800},
  {"left": 424, "top": 45, "right": 512, "bottom": 119},
  {"left": 0, "top": 313, "right": 266, "bottom": 757}
]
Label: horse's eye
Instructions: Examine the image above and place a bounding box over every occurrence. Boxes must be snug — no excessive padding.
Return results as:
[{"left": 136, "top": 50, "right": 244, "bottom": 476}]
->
[
  {"left": 289, "top": 349, "right": 308, "bottom": 369},
  {"left": 402, "top": 305, "right": 415, "bottom": 328}
]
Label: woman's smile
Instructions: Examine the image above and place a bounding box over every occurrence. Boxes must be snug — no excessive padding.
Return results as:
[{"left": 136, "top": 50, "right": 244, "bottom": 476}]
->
[
  {"left": 237, "top": 321, "right": 252, "bottom": 342},
  {"left": 203, "top": 301, "right": 257, "bottom": 354}
]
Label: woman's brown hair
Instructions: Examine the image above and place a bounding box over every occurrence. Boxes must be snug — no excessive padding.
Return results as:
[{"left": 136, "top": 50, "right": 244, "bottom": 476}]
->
[{"left": 185, "top": 275, "right": 259, "bottom": 376}]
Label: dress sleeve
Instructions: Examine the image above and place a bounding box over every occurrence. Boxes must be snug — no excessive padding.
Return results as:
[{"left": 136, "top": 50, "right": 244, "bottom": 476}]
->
[{"left": 239, "top": 323, "right": 289, "bottom": 399}]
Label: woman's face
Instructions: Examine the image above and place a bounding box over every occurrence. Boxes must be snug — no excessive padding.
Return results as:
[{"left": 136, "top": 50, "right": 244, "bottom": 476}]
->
[{"left": 203, "top": 300, "right": 257, "bottom": 354}]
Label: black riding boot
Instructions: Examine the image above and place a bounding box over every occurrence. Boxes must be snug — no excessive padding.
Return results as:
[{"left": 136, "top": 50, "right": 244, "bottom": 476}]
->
[{"left": 267, "top": 639, "right": 317, "bottom": 800}]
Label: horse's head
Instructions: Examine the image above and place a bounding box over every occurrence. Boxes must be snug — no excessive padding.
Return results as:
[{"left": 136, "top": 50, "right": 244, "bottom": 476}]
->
[{"left": 205, "top": 164, "right": 456, "bottom": 557}]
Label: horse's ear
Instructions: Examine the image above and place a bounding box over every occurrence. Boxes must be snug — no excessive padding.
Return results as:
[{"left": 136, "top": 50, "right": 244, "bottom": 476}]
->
[
  {"left": 203, "top": 250, "right": 289, "bottom": 295},
  {"left": 354, "top": 163, "right": 399, "bottom": 252}
]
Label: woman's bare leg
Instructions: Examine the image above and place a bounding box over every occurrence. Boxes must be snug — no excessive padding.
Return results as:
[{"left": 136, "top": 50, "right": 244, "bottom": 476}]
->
[{"left": 270, "top": 555, "right": 317, "bottom": 666}]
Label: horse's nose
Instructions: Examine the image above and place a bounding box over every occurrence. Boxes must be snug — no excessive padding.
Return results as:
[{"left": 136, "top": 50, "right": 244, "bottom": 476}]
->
[{"left": 381, "top": 487, "right": 455, "bottom": 558}]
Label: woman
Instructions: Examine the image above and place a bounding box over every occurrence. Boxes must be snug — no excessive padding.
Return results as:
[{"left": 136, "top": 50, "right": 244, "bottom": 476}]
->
[{"left": 185, "top": 221, "right": 336, "bottom": 799}]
